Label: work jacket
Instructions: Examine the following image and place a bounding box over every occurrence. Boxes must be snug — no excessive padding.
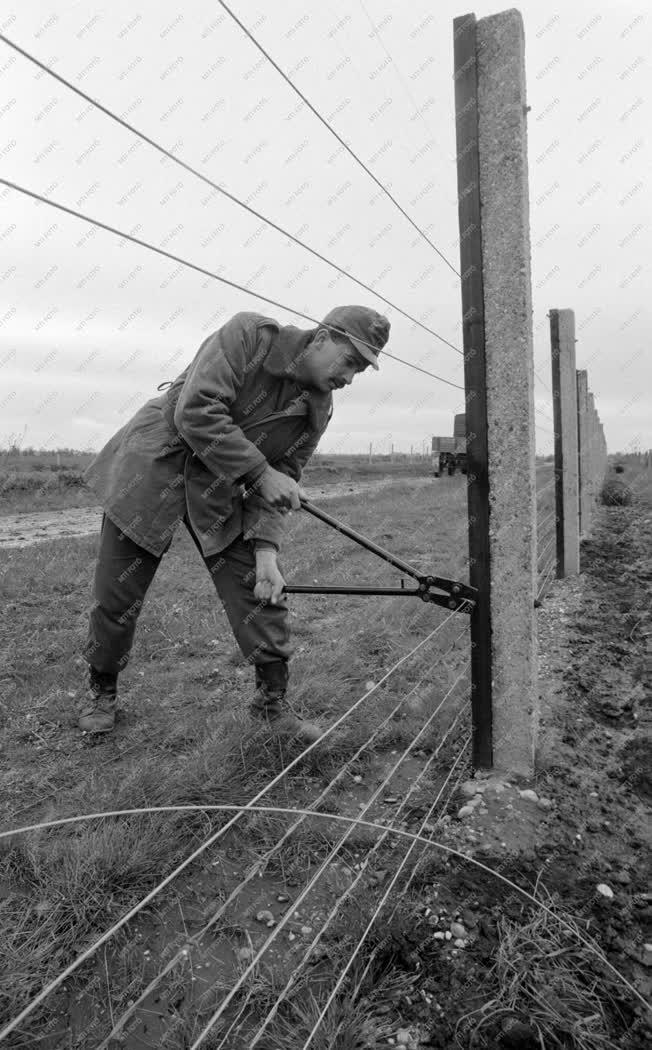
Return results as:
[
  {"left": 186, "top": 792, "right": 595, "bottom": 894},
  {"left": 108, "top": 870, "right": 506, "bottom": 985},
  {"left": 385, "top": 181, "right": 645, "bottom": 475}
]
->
[{"left": 83, "top": 311, "right": 333, "bottom": 557}]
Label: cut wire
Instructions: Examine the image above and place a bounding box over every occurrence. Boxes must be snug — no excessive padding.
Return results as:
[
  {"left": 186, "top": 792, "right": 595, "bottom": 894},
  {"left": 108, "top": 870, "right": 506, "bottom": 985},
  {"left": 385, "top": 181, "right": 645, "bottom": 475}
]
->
[
  {"left": 0, "top": 609, "right": 468, "bottom": 1042},
  {"left": 0, "top": 805, "right": 647, "bottom": 1021},
  {"left": 97, "top": 625, "right": 469, "bottom": 1045},
  {"left": 301, "top": 738, "right": 472, "bottom": 1049},
  {"left": 190, "top": 671, "right": 470, "bottom": 1049},
  {"left": 248, "top": 693, "right": 470, "bottom": 1047}
]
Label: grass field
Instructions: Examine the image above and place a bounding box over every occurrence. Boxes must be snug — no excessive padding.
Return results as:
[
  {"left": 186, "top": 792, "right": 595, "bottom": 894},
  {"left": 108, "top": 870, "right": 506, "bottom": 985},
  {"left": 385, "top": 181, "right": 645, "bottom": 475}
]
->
[
  {"left": 1, "top": 455, "right": 648, "bottom": 1049},
  {"left": 1, "top": 466, "right": 473, "bottom": 1048}
]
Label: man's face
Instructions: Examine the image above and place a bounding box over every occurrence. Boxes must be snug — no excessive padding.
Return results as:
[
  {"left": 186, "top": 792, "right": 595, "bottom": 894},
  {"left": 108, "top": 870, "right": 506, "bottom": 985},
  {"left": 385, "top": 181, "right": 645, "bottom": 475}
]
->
[{"left": 303, "top": 331, "right": 369, "bottom": 392}]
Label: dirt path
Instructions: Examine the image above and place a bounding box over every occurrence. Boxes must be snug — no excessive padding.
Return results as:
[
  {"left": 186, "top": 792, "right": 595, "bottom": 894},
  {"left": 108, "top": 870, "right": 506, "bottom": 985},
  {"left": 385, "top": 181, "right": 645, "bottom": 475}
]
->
[{"left": 0, "top": 476, "right": 436, "bottom": 549}]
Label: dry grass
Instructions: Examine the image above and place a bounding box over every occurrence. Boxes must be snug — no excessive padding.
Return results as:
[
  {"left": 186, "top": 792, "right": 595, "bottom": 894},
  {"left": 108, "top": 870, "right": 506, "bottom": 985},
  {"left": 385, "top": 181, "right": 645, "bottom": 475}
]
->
[
  {"left": 0, "top": 471, "right": 470, "bottom": 1046},
  {"left": 457, "top": 886, "right": 633, "bottom": 1050}
]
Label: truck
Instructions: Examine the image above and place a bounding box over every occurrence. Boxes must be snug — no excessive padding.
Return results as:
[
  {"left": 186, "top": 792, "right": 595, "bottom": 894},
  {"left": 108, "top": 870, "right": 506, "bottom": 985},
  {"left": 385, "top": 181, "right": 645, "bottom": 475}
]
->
[{"left": 431, "top": 414, "right": 468, "bottom": 477}]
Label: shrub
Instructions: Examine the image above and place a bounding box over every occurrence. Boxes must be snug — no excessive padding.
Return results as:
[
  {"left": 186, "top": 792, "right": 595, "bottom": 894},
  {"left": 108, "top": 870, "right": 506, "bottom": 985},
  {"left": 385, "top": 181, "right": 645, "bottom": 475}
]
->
[{"left": 600, "top": 478, "right": 632, "bottom": 506}]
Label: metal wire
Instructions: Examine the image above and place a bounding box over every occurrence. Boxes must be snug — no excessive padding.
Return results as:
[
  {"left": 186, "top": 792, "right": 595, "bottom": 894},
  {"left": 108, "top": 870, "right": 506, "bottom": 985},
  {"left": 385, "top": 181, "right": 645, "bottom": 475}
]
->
[
  {"left": 537, "top": 510, "right": 556, "bottom": 534},
  {"left": 97, "top": 624, "right": 470, "bottom": 1045},
  {"left": 341, "top": 747, "right": 470, "bottom": 1012},
  {"left": 533, "top": 367, "right": 552, "bottom": 392},
  {"left": 536, "top": 478, "right": 556, "bottom": 499},
  {"left": 0, "top": 611, "right": 468, "bottom": 1042},
  {"left": 190, "top": 670, "right": 470, "bottom": 1048},
  {"left": 216, "top": 1, "right": 460, "bottom": 278},
  {"left": 537, "top": 532, "right": 556, "bottom": 567},
  {"left": 0, "top": 179, "right": 465, "bottom": 390},
  {"left": 536, "top": 555, "right": 557, "bottom": 605},
  {"left": 0, "top": 32, "right": 462, "bottom": 357},
  {"left": 248, "top": 693, "right": 470, "bottom": 1047},
  {"left": 299, "top": 736, "right": 472, "bottom": 1049},
  {"left": 3, "top": 806, "right": 647, "bottom": 1020}
]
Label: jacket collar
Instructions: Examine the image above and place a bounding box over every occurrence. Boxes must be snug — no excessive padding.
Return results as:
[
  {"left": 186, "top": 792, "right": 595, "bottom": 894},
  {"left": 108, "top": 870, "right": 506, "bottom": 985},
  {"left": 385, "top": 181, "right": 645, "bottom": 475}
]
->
[{"left": 262, "top": 323, "right": 333, "bottom": 431}]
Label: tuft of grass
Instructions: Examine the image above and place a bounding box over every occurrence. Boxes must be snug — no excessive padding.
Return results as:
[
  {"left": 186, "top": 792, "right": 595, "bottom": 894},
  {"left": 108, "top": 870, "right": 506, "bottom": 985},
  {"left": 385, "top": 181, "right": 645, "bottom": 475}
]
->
[{"left": 456, "top": 887, "right": 630, "bottom": 1050}]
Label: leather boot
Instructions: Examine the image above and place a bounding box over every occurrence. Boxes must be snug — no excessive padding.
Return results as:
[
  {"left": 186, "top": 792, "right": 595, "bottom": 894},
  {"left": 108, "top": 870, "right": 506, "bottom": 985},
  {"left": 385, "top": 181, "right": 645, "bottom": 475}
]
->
[
  {"left": 78, "top": 667, "right": 118, "bottom": 733},
  {"left": 249, "top": 661, "right": 323, "bottom": 745}
]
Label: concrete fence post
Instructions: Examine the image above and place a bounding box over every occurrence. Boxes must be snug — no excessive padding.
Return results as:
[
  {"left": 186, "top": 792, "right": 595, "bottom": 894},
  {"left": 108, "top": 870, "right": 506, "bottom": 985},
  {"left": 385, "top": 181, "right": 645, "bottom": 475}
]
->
[
  {"left": 453, "top": 9, "right": 538, "bottom": 777},
  {"left": 549, "top": 309, "right": 579, "bottom": 576},
  {"left": 587, "top": 392, "right": 597, "bottom": 515},
  {"left": 576, "top": 370, "right": 590, "bottom": 537}
]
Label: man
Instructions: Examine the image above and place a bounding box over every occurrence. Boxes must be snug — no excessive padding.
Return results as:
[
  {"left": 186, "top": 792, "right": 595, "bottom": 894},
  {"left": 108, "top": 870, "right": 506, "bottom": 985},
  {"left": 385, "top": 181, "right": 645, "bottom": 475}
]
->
[{"left": 79, "top": 304, "right": 391, "bottom": 740}]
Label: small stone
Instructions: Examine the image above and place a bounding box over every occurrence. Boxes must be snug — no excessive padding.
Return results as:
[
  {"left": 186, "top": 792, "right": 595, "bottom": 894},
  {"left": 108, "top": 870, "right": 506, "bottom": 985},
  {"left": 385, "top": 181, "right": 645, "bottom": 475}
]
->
[
  {"left": 454, "top": 938, "right": 466, "bottom": 948},
  {"left": 353, "top": 775, "right": 363, "bottom": 783},
  {"left": 613, "top": 871, "right": 631, "bottom": 885},
  {"left": 467, "top": 795, "right": 484, "bottom": 810},
  {"left": 301, "top": 925, "right": 313, "bottom": 935},
  {"left": 596, "top": 884, "right": 614, "bottom": 899},
  {"left": 518, "top": 789, "right": 539, "bottom": 803},
  {"left": 277, "top": 894, "right": 289, "bottom": 902},
  {"left": 396, "top": 1032, "right": 410, "bottom": 1046},
  {"left": 450, "top": 922, "right": 466, "bottom": 939},
  {"left": 288, "top": 932, "right": 295, "bottom": 941},
  {"left": 433, "top": 931, "right": 445, "bottom": 940},
  {"left": 537, "top": 797, "right": 553, "bottom": 811},
  {"left": 460, "top": 780, "right": 487, "bottom": 798},
  {"left": 444, "top": 931, "right": 452, "bottom": 941},
  {"left": 256, "top": 910, "right": 275, "bottom": 924},
  {"left": 235, "top": 946, "right": 252, "bottom": 962},
  {"left": 365, "top": 680, "right": 376, "bottom": 690},
  {"left": 457, "top": 805, "right": 474, "bottom": 819}
]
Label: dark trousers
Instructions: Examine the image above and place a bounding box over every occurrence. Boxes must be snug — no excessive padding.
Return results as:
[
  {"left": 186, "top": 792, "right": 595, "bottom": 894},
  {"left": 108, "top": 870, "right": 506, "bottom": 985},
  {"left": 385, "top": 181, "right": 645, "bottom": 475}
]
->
[{"left": 83, "top": 513, "right": 292, "bottom": 677}]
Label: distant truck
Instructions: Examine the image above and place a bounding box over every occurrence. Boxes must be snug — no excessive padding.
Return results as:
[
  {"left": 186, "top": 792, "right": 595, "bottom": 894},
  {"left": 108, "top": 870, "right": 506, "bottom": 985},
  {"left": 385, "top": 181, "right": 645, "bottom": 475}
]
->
[{"left": 432, "top": 414, "right": 468, "bottom": 477}]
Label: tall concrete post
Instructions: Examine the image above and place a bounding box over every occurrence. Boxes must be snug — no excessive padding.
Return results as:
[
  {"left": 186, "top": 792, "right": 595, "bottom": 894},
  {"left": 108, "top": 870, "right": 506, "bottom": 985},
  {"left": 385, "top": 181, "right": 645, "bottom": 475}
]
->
[
  {"left": 549, "top": 309, "right": 579, "bottom": 576},
  {"left": 454, "top": 9, "right": 538, "bottom": 777},
  {"left": 587, "top": 393, "right": 597, "bottom": 513},
  {"left": 576, "top": 370, "right": 590, "bottom": 537}
]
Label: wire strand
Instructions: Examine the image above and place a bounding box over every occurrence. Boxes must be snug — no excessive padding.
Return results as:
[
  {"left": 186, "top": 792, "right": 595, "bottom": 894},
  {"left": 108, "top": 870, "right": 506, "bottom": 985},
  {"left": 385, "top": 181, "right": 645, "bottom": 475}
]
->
[
  {"left": 537, "top": 510, "right": 556, "bottom": 533},
  {"left": 533, "top": 367, "right": 552, "bottom": 392},
  {"left": 216, "top": 1, "right": 460, "bottom": 277},
  {"left": 300, "top": 735, "right": 472, "bottom": 1049},
  {"left": 0, "top": 178, "right": 465, "bottom": 390},
  {"left": 249, "top": 691, "right": 470, "bottom": 1047},
  {"left": 5, "top": 802, "right": 640, "bottom": 1017},
  {"left": 191, "top": 673, "right": 469, "bottom": 1048},
  {"left": 536, "top": 556, "right": 557, "bottom": 604},
  {"left": 0, "top": 32, "right": 462, "bottom": 357},
  {"left": 0, "top": 611, "right": 467, "bottom": 1042},
  {"left": 97, "top": 627, "right": 469, "bottom": 1046},
  {"left": 536, "top": 478, "right": 556, "bottom": 499}
]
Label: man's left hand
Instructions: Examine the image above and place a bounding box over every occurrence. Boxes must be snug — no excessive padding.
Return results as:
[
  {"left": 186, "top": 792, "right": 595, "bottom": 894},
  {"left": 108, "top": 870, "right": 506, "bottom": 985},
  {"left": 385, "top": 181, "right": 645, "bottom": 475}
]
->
[{"left": 254, "top": 550, "right": 286, "bottom": 605}]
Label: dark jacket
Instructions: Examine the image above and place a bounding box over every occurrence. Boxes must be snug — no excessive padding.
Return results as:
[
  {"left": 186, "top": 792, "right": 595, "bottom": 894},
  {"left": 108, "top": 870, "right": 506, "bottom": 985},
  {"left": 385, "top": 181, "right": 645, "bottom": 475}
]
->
[{"left": 83, "top": 311, "right": 333, "bottom": 556}]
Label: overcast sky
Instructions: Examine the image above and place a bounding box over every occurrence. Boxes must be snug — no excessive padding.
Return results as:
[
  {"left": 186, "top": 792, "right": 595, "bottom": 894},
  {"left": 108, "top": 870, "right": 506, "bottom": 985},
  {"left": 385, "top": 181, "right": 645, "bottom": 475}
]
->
[{"left": 0, "top": 0, "right": 648, "bottom": 456}]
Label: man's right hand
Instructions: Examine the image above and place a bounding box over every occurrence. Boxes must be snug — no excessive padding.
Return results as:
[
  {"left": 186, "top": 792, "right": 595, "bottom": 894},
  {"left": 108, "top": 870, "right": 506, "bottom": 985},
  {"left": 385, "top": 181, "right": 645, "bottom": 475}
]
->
[{"left": 254, "top": 465, "right": 304, "bottom": 510}]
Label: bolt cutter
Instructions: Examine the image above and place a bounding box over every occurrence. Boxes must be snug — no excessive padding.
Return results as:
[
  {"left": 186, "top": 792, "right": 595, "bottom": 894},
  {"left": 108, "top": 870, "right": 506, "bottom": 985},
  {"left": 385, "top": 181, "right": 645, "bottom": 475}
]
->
[{"left": 279, "top": 497, "right": 476, "bottom": 614}]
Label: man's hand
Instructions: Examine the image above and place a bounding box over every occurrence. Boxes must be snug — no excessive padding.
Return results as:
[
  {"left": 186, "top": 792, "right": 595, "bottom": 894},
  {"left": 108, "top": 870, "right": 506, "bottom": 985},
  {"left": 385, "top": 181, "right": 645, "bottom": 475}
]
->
[
  {"left": 254, "top": 549, "right": 286, "bottom": 605},
  {"left": 254, "top": 465, "right": 307, "bottom": 510}
]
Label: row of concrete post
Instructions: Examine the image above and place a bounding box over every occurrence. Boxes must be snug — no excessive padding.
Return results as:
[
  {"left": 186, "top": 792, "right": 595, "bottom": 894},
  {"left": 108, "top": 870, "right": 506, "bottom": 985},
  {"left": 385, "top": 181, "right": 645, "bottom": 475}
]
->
[
  {"left": 453, "top": 9, "right": 613, "bottom": 779},
  {"left": 550, "top": 309, "right": 609, "bottom": 579}
]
